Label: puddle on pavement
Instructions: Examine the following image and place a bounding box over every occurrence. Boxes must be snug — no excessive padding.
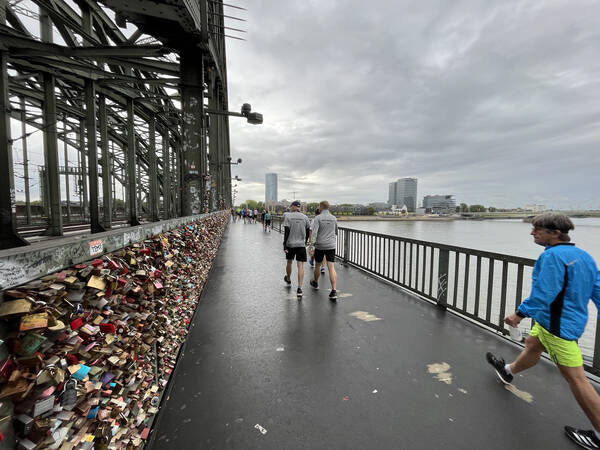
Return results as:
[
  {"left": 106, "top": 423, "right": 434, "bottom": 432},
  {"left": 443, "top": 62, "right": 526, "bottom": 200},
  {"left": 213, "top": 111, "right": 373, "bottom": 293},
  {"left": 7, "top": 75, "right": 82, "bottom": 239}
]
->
[
  {"left": 427, "top": 362, "right": 453, "bottom": 385},
  {"left": 349, "top": 311, "right": 382, "bottom": 322}
]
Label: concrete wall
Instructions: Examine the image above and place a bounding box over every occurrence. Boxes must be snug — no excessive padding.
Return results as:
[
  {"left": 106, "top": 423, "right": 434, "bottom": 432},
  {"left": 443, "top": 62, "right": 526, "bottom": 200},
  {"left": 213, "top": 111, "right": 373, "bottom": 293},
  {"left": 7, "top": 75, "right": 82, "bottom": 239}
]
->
[{"left": 0, "top": 213, "right": 215, "bottom": 291}]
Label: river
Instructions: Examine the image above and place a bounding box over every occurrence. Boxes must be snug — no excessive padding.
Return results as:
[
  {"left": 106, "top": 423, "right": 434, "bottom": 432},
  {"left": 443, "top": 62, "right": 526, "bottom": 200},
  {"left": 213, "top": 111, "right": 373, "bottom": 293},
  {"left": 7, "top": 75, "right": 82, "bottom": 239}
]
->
[{"left": 340, "top": 218, "right": 600, "bottom": 358}]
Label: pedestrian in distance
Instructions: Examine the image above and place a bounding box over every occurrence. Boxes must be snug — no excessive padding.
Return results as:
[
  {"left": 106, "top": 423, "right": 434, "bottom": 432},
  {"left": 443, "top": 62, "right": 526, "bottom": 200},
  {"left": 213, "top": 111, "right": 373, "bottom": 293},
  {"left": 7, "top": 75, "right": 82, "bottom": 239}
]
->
[
  {"left": 283, "top": 201, "right": 311, "bottom": 298},
  {"left": 309, "top": 200, "right": 338, "bottom": 300},
  {"left": 253, "top": 209, "right": 258, "bottom": 223},
  {"left": 264, "top": 210, "right": 272, "bottom": 232},
  {"left": 485, "top": 213, "right": 600, "bottom": 449}
]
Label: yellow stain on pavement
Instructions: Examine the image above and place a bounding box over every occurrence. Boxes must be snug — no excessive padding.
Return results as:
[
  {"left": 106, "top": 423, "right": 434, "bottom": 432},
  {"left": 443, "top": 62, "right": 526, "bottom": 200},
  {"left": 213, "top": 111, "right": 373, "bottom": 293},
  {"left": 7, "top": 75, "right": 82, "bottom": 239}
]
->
[
  {"left": 349, "top": 311, "right": 382, "bottom": 322},
  {"left": 505, "top": 384, "right": 533, "bottom": 403},
  {"left": 427, "top": 362, "right": 453, "bottom": 385}
]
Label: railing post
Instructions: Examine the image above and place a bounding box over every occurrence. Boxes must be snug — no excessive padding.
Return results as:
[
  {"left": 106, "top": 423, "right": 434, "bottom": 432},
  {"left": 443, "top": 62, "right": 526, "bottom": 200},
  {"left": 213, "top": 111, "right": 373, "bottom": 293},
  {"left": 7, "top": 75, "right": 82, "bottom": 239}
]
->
[
  {"left": 593, "top": 317, "right": 600, "bottom": 373},
  {"left": 343, "top": 230, "right": 349, "bottom": 265},
  {"left": 437, "top": 249, "right": 449, "bottom": 310}
]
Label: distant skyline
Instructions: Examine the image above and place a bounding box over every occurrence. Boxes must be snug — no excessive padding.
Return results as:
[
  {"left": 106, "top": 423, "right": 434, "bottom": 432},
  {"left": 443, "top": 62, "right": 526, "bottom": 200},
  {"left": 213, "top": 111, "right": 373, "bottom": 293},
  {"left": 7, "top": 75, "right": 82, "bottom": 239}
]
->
[{"left": 226, "top": 0, "right": 600, "bottom": 210}]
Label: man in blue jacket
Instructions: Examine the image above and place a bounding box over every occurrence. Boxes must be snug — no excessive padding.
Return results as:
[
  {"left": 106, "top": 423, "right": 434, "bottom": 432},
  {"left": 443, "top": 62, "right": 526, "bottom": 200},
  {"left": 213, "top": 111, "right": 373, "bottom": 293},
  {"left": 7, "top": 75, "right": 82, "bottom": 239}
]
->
[{"left": 486, "top": 213, "right": 600, "bottom": 449}]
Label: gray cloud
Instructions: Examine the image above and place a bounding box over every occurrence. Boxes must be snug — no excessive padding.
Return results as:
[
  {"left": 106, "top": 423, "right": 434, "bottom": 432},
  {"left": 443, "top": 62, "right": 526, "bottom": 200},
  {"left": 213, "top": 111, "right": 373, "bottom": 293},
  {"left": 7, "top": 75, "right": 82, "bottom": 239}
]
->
[{"left": 226, "top": 0, "right": 600, "bottom": 208}]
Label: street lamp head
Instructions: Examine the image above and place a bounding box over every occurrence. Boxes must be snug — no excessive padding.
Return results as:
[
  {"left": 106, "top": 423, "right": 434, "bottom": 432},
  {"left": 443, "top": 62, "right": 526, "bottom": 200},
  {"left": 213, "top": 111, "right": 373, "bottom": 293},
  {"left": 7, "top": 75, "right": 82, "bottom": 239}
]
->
[
  {"left": 246, "top": 112, "right": 263, "bottom": 125},
  {"left": 237, "top": 158, "right": 242, "bottom": 164}
]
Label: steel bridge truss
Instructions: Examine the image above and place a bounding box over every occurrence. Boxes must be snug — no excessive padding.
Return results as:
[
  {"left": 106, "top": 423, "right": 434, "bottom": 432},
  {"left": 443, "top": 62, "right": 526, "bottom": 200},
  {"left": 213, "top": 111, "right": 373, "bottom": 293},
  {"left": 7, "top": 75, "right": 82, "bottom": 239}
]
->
[{"left": 0, "top": 0, "right": 237, "bottom": 249}]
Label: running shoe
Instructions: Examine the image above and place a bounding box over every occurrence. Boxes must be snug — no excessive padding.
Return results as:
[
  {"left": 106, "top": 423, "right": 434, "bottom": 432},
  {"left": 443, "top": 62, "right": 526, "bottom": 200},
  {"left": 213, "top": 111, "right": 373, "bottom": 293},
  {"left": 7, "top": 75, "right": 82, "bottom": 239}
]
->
[
  {"left": 284, "top": 275, "right": 291, "bottom": 285},
  {"left": 565, "top": 426, "right": 600, "bottom": 449},
  {"left": 329, "top": 290, "right": 338, "bottom": 301},
  {"left": 297, "top": 288, "right": 303, "bottom": 298},
  {"left": 309, "top": 259, "right": 315, "bottom": 268},
  {"left": 321, "top": 267, "right": 326, "bottom": 274},
  {"left": 485, "top": 352, "right": 513, "bottom": 384},
  {"left": 310, "top": 279, "right": 318, "bottom": 290}
]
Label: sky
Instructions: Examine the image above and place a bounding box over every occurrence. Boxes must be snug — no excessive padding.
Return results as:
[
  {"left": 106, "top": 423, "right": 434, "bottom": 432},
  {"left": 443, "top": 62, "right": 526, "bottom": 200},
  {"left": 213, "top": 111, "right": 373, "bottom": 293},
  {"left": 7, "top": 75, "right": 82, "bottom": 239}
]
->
[{"left": 225, "top": 0, "right": 600, "bottom": 209}]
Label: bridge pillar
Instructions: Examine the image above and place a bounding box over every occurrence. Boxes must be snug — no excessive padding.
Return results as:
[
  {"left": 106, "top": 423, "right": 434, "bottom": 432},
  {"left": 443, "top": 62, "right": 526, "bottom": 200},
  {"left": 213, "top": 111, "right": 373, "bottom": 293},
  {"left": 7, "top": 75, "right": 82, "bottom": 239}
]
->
[
  {"left": 223, "top": 114, "right": 232, "bottom": 207},
  {"left": 0, "top": 44, "right": 28, "bottom": 249},
  {"left": 42, "top": 73, "right": 63, "bottom": 236},
  {"left": 162, "top": 128, "right": 171, "bottom": 218},
  {"left": 208, "top": 80, "right": 219, "bottom": 211},
  {"left": 78, "top": 119, "right": 89, "bottom": 220},
  {"left": 99, "top": 94, "right": 112, "bottom": 229},
  {"left": 126, "top": 97, "right": 140, "bottom": 225},
  {"left": 148, "top": 115, "right": 159, "bottom": 221},
  {"left": 85, "top": 79, "right": 104, "bottom": 233},
  {"left": 180, "top": 51, "right": 206, "bottom": 215}
]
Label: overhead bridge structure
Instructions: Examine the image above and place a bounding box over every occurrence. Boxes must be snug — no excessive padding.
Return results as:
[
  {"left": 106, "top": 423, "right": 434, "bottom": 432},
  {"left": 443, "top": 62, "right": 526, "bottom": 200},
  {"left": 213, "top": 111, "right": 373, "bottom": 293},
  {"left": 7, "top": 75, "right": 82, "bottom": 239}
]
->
[{"left": 0, "top": 0, "right": 257, "bottom": 250}]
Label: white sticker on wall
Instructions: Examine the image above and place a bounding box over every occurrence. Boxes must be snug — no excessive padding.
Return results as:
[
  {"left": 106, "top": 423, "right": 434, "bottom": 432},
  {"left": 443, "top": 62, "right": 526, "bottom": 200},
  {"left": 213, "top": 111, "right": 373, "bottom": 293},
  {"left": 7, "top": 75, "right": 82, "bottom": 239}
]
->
[{"left": 89, "top": 239, "right": 104, "bottom": 256}]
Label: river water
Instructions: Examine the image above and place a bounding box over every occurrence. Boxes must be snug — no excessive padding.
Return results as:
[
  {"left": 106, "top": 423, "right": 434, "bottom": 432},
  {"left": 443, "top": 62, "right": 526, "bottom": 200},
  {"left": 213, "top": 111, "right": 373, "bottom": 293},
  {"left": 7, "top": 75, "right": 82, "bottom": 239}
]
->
[{"left": 340, "top": 218, "right": 600, "bottom": 358}]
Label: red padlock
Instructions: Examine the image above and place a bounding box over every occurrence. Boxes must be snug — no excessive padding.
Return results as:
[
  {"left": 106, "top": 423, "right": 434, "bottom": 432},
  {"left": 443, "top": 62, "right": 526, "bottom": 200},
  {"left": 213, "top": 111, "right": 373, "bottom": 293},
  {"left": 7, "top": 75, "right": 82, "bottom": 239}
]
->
[
  {"left": 70, "top": 318, "right": 83, "bottom": 330},
  {"left": 99, "top": 323, "right": 116, "bottom": 334}
]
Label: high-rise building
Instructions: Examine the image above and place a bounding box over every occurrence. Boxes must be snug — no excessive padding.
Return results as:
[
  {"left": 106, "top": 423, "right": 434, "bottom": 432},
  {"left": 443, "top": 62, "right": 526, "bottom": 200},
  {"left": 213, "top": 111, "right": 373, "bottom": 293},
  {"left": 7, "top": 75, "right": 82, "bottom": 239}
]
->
[
  {"left": 423, "top": 195, "right": 456, "bottom": 213},
  {"left": 388, "top": 178, "right": 417, "bottom": 211},
  {"left": 388, "top": 182, "right": 397, "bottom": 206},
  {"left": 265, "top": 173, "right": 278, "bottom": 209}
]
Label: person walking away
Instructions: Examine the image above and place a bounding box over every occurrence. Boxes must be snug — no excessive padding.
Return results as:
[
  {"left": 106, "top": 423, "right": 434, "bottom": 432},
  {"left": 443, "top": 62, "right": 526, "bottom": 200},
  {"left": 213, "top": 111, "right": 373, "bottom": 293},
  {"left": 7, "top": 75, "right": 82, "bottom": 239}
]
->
[
  {"left": 253, "top": 209, "right": 258, "bottom": 223},
  {"left": 308, "top": 208, "right": 326, "bottom": 274},
  {"left": 309, "top": 201, "right": 338, "bottom": 300},
  {"left": 264, "top": 211, "right": 272, "bottom": 232},
  {"left": 283, "top": 201, "right": 310, "bottom": 298},
  {"left": 485, "top": 213, "right": 600, "bottom": 449}
]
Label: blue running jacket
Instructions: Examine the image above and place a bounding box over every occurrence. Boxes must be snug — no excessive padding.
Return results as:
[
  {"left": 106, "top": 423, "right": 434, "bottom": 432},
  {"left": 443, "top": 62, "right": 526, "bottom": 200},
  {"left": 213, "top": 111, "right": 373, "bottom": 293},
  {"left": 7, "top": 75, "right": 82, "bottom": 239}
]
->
[{"left": 518, "top": 243, "right": 600, "bottom": 341}]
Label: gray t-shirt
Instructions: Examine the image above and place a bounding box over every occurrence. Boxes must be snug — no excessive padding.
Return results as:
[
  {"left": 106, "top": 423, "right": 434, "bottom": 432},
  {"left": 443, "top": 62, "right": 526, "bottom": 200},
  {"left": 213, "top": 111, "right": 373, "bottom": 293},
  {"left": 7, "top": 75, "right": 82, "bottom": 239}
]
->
[
  {"left": 312, "top": 210, "right": 338, "bottom": 250},
  {"left": 283, "top": 211, "right": 310, "bottom": 248}
]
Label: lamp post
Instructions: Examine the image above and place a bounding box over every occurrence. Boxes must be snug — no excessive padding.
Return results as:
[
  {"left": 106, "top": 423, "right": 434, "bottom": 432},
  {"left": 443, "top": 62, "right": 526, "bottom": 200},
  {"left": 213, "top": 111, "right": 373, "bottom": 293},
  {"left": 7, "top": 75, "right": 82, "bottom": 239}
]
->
[{"left": 206, "top": 103, "right": 262, "bottom": 209}]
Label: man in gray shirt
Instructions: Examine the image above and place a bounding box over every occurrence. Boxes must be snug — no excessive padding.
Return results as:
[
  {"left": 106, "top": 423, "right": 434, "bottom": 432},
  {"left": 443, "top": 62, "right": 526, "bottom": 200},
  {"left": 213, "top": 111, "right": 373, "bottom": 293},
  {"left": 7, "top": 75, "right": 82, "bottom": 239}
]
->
[
  {"left": 309, "top": 200, "right": 338, "bottom": 300},
  {"left": 283, "top": 201, "right": 311, "bottom": 298}
]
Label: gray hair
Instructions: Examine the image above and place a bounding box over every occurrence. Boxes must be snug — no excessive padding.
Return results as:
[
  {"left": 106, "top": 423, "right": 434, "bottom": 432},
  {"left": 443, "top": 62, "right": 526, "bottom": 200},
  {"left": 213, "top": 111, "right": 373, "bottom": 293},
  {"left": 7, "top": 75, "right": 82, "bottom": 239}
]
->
[{"left": 531, "top": 213, "right": 574, "bottom": 241}]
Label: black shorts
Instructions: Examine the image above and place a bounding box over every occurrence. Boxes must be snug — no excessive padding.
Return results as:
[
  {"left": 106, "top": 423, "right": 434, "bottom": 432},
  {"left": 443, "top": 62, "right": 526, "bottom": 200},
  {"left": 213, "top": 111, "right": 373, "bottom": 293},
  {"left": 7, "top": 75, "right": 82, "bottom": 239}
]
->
[
  {"left": 265, "top": 220, "right": 271, "bottom": 226},
  {"left": 314, "top": 248, "right": 335, "bottom": 263},
  {"left": 285, "top": 247, "right": 307, "bottom": 262}
]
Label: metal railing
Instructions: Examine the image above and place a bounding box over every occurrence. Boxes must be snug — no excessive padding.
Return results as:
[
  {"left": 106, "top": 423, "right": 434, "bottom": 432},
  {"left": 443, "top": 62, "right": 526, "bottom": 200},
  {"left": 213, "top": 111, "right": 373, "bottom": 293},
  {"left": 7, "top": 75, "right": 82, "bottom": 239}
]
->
[{"left": 270, "top": 215, "right": 600, "bottom": 375}]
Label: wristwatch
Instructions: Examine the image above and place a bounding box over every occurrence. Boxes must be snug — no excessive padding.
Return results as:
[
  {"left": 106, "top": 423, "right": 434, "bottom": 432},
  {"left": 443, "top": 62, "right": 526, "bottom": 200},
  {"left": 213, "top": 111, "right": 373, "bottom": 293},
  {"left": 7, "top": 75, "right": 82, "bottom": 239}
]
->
[{"left": 516, "top": 310, "right": 526, "bottom": 318}]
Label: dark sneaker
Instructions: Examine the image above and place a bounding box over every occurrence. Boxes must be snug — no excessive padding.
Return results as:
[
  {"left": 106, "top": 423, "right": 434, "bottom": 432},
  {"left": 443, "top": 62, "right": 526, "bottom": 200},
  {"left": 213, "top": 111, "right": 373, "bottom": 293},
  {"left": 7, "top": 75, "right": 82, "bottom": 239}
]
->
[
  {"left": 321, "top": 267, "right": 326, "bottom": 274},
  {"left": 329, "top": 290, "right": 338, "bottom": 301},
  {"left": 297, "top": 288, "right": 303, "bottom": 298},
  {"left": 486, "top": 352, "right": 513, "bottom": 384},
  {"left": 310, "top": 279, "right": 318, "bottom": 290},
  {"left": 565, "top": 426, "right": 600, "bottom": 449},
  {"left": 284, "top": 275, "right": 291, "bottom": 285}
]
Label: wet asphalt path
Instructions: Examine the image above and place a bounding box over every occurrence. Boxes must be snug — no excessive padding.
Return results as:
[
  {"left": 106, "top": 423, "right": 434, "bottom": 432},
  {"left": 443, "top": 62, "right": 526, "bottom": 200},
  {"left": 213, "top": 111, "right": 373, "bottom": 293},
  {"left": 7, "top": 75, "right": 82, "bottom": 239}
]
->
[{"left": 149, "top": 220, "right": 594, "bottom": 449}]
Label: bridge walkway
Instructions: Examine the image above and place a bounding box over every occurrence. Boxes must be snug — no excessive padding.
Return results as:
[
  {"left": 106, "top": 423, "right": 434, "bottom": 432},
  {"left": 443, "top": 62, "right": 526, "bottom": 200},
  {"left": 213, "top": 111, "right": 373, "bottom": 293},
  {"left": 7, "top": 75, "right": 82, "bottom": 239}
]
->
[{"left": 149, "top": 220, "right": 592, "bottom": 449}]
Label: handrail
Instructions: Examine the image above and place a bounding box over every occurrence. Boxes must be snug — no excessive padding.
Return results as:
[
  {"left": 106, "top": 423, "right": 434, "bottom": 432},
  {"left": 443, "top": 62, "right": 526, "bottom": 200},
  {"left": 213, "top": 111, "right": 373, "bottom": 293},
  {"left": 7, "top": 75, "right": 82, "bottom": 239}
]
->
[{"left": 270, "top": 214, "right": 600, "bottom": 376}]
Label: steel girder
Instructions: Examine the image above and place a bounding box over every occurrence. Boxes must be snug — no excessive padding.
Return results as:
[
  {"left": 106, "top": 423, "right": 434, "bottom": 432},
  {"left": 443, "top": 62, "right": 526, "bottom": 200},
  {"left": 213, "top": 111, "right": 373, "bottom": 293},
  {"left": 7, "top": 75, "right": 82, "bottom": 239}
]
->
[{"left": 0, "top": 0, "right": 232, "bottom": 249}]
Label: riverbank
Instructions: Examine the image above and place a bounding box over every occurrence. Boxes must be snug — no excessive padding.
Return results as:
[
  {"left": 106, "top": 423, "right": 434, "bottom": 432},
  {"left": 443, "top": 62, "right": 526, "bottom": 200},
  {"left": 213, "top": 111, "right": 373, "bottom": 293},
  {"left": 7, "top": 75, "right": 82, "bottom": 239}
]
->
[{"left": 336, "top": 215, "right": 454, "bottom": 221}]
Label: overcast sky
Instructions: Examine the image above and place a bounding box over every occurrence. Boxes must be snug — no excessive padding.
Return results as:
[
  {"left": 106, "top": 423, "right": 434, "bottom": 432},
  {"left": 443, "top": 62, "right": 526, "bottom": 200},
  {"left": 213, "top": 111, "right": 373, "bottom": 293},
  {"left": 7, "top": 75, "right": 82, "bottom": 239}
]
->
[{"left": 225, "top": 0, "right": 600, "bottom": 209}]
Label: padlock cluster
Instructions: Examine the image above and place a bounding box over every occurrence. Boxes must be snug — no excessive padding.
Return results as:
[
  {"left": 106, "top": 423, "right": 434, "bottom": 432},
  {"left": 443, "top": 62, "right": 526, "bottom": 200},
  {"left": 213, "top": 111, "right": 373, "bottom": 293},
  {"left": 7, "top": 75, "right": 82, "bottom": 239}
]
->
[{"left": 0, "top": 212, "right": 229, "bottom": 449}]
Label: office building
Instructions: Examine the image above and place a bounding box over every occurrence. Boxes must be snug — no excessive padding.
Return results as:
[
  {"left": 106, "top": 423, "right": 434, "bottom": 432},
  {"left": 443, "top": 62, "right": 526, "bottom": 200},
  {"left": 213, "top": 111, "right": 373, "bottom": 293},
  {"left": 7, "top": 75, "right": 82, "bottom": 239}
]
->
[
  {"left": 388, "top": 178, "right": 418, "bottom": 212},
  {"left": 265, "top": 173, "right": 278, "bottom": 210},
  {"left": 423, "top": 195, "right": 456, "bottom": 213}
]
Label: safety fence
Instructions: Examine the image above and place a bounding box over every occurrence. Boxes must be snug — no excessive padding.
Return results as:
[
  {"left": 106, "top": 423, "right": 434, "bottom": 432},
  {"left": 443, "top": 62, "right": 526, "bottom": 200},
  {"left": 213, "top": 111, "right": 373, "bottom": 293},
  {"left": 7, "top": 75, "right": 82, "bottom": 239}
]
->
[{"left": 271, "top": 215, "right": 600, "bottom": 375}]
